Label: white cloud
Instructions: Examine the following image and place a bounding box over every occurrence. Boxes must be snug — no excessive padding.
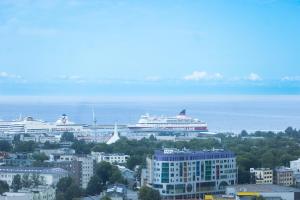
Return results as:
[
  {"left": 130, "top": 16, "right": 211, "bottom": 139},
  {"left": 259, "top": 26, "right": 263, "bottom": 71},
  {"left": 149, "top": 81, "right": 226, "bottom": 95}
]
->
[
  {"left": 246, "top": 73, "right": 262, "bottom": 81},
  {"left": 281, "top": 76, "right": 300, "bottom": 81},
  {"left": 183, "top": 71, "right": 223, "bottom": 81},
  {"left": 0, "top": 71, "right": 22, "bottom": 79}
]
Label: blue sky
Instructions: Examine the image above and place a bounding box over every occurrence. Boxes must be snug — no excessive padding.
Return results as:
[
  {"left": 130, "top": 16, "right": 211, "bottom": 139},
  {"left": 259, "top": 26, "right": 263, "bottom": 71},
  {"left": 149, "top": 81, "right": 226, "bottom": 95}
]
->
[{"left": 0, "top": 0, "right": 300, "bottom": 96}]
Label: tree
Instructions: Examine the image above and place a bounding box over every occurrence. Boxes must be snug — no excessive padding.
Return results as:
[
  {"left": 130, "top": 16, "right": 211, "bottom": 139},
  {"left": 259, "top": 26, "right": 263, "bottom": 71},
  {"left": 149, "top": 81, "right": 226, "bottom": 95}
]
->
[
  {"left": 240, "top": 130, "right": 248, "bottom": 137},
  {"left": 95, "top": 162, "right": 113, "bottom": 185},
  {"left": 14, "top": 141, "right": 36, "bottom": 152},
  {"left": 139, "top": 186, "right": 161, "bottom": 200},
  {"left": 56, "top": 177, "right": 82, "bottom": 200},
  {"left": 0, "top": 140, "right": 12, "bottom": 152},
  {"left": 126, "top": 155, "right": 143, "bottom": 170},
  {"left": 11, "top": 174, "right": 22, "bottom": 192},
  {"left": 86, "top": 176, "right": 103, "bottom": 196},
  {"left": 61, "top": 132, "right": 75, "bottom": 142},
  {"left": 92, "top": 143, "right": 112, "bottom": 153},
  {"left": 32, "top": 174, "right": 42, "bottom": 187},
  {"left": 22, "top": 174, "right": 33, "bottom": 188},
  {"left": 33, "top": 152, "right": 49, "bottom": 162},
  {"left": 0, "top": 180, "right": 9, "bottom": 194},
  {"left": 65, "top": 183, "right": 82, "bottom": 200},
  {"left": 71, "top": 140, "right": 92, "bottom": 154},
  {"left": 56, "top": 177, "right": 73, "bottom": 193}
]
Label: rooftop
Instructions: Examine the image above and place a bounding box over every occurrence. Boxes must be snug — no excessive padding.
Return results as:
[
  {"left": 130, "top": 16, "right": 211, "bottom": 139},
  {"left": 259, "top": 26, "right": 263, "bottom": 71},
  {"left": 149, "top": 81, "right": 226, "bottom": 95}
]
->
[
  {"left": 275, "top": 166, "right": 293, "bottom": 172},
  {"left": 227, "top": 184, "right": 300, "bottom": 193},
  {"left": 153, "top": 148, "right": 235, "bottom": 161},
  {"left": 0, "top": 166, "right": 68, "bottom": 175}
]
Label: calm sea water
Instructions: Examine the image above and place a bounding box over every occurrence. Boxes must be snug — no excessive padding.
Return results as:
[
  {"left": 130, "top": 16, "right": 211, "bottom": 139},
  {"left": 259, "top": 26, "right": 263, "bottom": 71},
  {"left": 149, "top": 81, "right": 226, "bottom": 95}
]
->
[{"left": 0, "top": 96, "right": 299, "bottom": 133}]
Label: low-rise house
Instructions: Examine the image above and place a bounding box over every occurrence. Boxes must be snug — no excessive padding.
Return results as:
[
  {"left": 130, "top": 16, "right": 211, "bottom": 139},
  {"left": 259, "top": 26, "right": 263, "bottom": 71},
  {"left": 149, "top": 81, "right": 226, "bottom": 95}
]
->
[
  {"left": 274, "top": 166, "right": 294, "bottom": 186},
  {"left": 250, "top": 168, "right": 273, "bottom": 184}
]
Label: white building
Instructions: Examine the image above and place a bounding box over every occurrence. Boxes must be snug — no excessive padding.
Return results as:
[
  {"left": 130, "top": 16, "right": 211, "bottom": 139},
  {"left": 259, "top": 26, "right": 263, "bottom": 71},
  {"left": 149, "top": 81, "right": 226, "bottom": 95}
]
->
[
  {"left": 91, "top": 152, "right": 130, "bottom": 164},
  {"left": 0, "top": 186, "right": 55, "bottom": 200},
  {"left": 59, "top": 155, "right": 94, "bottom": 188},
  {"left": 0, "top": 167, "right": 68, "bottom": 186},
  {"left": 144, "top": 148, "right": 237, "bottom": 199},
  {"left": 250, "top": 168, "right": 273, "bottom": 184},
  {"left": 290, "top": 158, "right": 300, "bottom": 173}
]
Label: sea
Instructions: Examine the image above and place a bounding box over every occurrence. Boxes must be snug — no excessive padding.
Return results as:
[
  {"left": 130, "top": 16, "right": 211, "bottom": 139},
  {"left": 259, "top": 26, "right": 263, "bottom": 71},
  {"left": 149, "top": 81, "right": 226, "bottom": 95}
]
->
[{"left": 0, "top": 95, "right": 299, "bottom": 134}]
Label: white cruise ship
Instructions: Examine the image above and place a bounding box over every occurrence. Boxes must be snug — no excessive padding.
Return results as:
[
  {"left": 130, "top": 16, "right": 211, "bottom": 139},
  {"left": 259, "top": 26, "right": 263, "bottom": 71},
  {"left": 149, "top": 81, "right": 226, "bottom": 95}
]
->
[{"left": 128, "top": 110, "right": 209, "bottom": 135}]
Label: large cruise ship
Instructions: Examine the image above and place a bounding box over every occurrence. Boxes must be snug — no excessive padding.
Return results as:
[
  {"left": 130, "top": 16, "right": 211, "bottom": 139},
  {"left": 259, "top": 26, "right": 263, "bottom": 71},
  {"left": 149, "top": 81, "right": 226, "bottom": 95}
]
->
[{"left": 128, "top": 110, "right": 210, "bottom": 136}]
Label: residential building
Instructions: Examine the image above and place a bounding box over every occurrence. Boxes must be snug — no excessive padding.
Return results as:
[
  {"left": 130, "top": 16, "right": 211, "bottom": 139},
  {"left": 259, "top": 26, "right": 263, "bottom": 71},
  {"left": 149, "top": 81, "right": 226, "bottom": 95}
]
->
[
  {"left": 0, "top": 166, "right": 68, "bottom": 186},
  {"left": 50, "top": 160, "right": 81, "bottom": 186},
  {"left": 274, "top": 166, "right": 294, "bottom": 186},
  {"left": 59, "top": 154, "right": 94, "bottom": 188},
  {"left": 77, "top": 155, "right": 94, "bottom": 189},
  {"left": 226, "top": 184, "right": 300, "bottom": 200},
  {"left": 249, "top": 168, "right": 273, "bottom": 184},
  {"left": 0, "top": 186, "right": 55, "bottom": 200},
  {"left": 91, "top": 151, "right": 130, "bottom": 164},
  {"left": 144, "top": 148, "right": 237, "bottom": 200}
]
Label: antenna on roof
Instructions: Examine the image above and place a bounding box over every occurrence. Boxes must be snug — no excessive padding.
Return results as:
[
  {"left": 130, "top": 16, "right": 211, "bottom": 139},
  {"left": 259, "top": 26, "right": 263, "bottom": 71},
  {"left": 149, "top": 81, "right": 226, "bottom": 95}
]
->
[{"left": 92, "top": 107, "right": 97, "bottom": 126}]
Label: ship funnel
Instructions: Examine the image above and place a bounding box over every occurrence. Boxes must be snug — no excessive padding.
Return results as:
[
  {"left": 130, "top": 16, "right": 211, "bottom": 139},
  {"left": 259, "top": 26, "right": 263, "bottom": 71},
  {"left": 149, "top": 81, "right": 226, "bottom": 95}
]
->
[{"left": 179, "top": 109, "right": 186, "bottom": 116}]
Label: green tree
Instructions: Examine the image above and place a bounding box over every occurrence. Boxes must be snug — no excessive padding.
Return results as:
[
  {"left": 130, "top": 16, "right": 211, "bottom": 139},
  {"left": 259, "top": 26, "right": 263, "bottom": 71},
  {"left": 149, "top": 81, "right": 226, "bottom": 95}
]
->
[
  {"left": 61, "top": 132, "right": 75, "bottom": 142},
  {"left": 11, "top": 174, "right": 22, "bottom": 192},
  {"left": 22, "top": 174, "right": 32, "bottom": 188},
  {"left": 86, "top": 176, "right": 103, "bottom": 196},
  {"left": 0, "top": 140, "right": 12, "bottom": 152},
  {"left": 71, "top": 140, "right": 92, "bottom": 154},
  {"left": 32, "top": 174, "right": 41, "bottom": 187},
  {"left": 56, "top": 177, "right": 73, "bottom": 193},
  {"left": 14, "top": 141, "right": 36, "bottom": 152},
  {"left": 0, "top": 180, "right": 9, "bottom": 194},
  {"left": 138, "top": 186, "right": 161, "bottom": 200},
  {"left": 92, "top": 143, "right": 112, "bottom": 153},
  {"left": 65, "top": 183, "right": 82, "bottom": 200},
  {"left": 56, "top": 177, "right": 82, "bottom": 200},
  {"left": 95, "top": 162, "right": 113, "bottom": 185},
  {"left": 32, "top": 152, "right": 49, "bottom": 162}
]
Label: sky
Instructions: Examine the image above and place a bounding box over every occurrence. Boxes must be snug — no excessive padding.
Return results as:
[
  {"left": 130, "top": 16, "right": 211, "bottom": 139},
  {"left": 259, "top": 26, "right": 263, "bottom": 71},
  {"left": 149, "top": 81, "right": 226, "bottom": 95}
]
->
[{"left": 0, "top": 0, "right": 300, "bottom": 96}]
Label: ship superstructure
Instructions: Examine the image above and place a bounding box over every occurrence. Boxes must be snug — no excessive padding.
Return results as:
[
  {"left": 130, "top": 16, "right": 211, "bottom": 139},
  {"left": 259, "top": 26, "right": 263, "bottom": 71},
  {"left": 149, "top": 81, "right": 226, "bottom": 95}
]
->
[{"left": 128, "top": 110, "right": 209, "bottom": 136}]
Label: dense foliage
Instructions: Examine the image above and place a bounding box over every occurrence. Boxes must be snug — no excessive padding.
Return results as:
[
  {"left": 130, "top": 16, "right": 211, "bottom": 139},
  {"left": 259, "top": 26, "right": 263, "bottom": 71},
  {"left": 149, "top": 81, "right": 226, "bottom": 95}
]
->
[
  {"left": 86, "top": 161, "right": 125, "bottom": 195},
  {"left": 0, "top": 180, "right": 9, "bottom": 194},
  {"left": 0, "top": 141, "right": 12, "bottom": 152},
  {"left": 14, "top": 141, "right": 36, "bottom": 152},
  {"left": 56, "top": 177, "right": 83, "bottom": 200},
  {"left": 61, "top": 132, "right": 75, "bottom": 142},
  {"left": 89, "top": 127, "right": 300, "bottom": 184},
  {"left": 138, "top": 186, "right": 161, "bottom": 200}
]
